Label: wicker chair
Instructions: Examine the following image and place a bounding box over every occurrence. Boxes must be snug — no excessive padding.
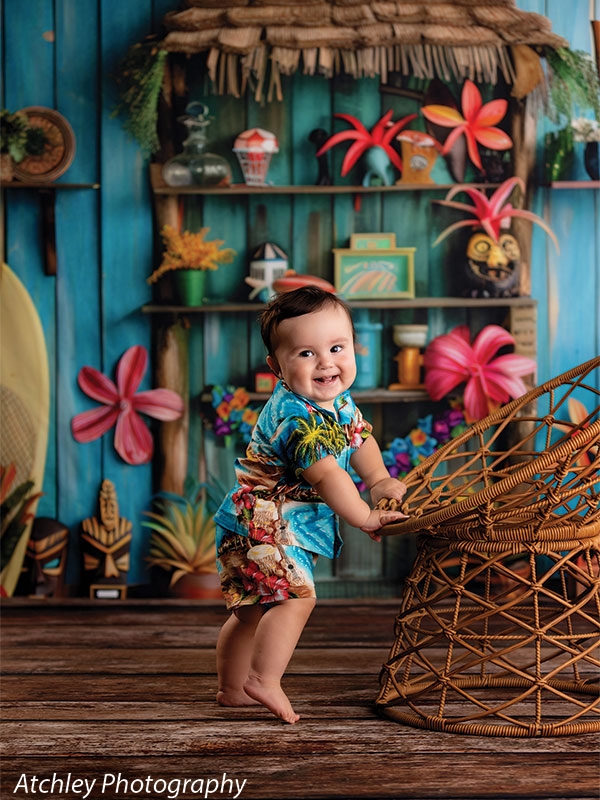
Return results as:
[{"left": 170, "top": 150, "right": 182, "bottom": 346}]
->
[{"left": 376, "top": 357, "right": 600, "bottom": 737}]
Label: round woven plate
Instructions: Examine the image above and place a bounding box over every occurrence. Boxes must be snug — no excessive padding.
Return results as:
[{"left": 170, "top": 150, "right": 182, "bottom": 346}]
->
[{"left": 12, "top": 107, "right": 75, "bottom": 183}]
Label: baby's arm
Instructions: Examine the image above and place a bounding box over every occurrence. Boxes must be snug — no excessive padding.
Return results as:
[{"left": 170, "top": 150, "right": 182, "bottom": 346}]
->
[
  {"left": 303, "top": 455, "right": 407, "bottom": 538},
  {"left": 349, "top": 435, "right": 407, "bottom": 507}
]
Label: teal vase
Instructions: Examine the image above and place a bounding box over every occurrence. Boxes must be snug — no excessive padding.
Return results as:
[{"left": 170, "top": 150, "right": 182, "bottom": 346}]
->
[
  {"left": 174, "top": 270, "right": 206, "bottom": 306},
  {"left": 354, "top": 321, "right": 383, "bottom": 388}
]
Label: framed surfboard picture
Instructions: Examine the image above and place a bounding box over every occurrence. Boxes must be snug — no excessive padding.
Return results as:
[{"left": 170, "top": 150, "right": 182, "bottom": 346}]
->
[{"left": 333, "top": 248, "right": 415, "bottom": 300}]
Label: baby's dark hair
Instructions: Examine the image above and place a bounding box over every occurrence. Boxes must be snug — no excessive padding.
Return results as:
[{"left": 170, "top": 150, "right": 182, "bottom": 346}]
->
[{"left": 260, "top": 287, "right": 355, "bottom": 356}]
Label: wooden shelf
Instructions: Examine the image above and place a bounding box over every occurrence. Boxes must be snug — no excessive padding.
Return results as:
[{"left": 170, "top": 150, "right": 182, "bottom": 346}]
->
[
  {"left": 142, "top": 297, "right": 536, "bottom": 314},
  {"left": 201, "top": 389, "right": 429, "bottom": 404},
  {"left": 149, "top": 164, "right": 499, "bottom": 195},
  {"left": 549, "top": 181, "right": 600, "bottom": 189},
  {"left": 2, "top": 181, "right": 100, "bottom": 189},
  {"left": 152, "top": 183, "right": 500, "bottom": 196},
  {"left": 1, "top": 181, "right": 100, "bottom": 275}
]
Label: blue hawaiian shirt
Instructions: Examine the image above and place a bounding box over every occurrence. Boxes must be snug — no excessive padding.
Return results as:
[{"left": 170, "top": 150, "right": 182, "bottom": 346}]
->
[{"left": 213, "top": 380, "right": 372, "bottom": 559}]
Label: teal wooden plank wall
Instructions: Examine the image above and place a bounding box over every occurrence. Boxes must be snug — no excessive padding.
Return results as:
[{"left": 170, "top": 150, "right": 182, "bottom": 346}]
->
[{"left": 2, "top": 0, "right": 598, "bottom": 592}]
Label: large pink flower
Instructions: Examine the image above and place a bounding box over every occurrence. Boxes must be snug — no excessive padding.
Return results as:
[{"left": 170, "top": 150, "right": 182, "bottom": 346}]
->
[
  {"left": 424, "top": 325, "right": 536, "bottom": 421},
  {"left": 421, "top": 79, "right": 512, "bottom": 171},
  {"left": 71, "top": 345, "right": 184, "bottom": 465}
]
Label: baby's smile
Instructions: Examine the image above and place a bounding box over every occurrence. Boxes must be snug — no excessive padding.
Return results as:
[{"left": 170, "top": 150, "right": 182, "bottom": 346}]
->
[{"left": 267, "top": 304, "right": 357, "bottom": 412}]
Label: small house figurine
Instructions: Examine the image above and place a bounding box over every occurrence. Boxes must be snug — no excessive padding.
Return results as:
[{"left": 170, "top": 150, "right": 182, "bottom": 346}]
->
[{"left": 245, "top": 242, "right": 288, "bottom": 301}]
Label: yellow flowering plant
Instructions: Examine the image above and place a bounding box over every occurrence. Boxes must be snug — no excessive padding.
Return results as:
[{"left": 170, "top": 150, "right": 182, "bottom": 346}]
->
[{"left": 147, "top": 225, "right": 236, "bottom": 284}]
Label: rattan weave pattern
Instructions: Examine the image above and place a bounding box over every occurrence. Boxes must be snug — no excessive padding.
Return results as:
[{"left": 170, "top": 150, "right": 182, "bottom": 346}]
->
[{"left": 376, "top": 357, "right": 600, "bottom": 737}]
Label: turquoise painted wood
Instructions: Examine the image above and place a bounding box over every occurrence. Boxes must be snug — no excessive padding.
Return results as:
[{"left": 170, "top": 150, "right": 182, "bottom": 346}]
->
[
  {"left": 4, "top": 0, "right": 57, "bottom": 519},
  {"left": 99, "top": 0, "right": 155, "bottom": 583},
  {"left": 2, "top": 0, "right": 597, "bottom": 595},
  {"left": 54, "top": 0, "right": 102, "bottom": 584}
]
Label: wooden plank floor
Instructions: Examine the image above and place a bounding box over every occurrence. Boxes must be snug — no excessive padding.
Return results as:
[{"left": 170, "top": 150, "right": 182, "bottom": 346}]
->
[{"left": 1, "top": 599, "right": 598, "bottom": 800}]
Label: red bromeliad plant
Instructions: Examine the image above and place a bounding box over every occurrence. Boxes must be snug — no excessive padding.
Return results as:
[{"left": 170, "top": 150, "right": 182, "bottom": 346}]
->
[
  {"left": 316, "top": 110, "right": 417, "bottom": 176},
  {"left": 424, "top": 325, "right": 536, "bottom": 422},
  {"left": 432, "top": 177, "right": 559, "bottom": 251},
  {"left": 71, "top": 345, "right": 184, "bottom": 465},
  {"left": 421, "top": 79, "right": 512, "bottom": 171}
]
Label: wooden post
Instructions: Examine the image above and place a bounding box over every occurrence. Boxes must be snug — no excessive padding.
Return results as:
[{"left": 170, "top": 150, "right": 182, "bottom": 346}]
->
[
  {"left": 510, "top": 98, "right": 537, "bottom": 297},
  {"left": 156, "top": 320, "right": 189, "bottom": 494}
]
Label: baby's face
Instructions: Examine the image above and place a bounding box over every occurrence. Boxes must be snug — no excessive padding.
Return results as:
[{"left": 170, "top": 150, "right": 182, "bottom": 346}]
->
[{"left": 267, "top": 305, "right": 356, "bottom": 411}]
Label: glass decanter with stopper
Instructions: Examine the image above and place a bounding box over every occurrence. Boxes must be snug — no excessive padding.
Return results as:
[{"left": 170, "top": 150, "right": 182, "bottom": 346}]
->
[{"left": 161, "top": 102, "right": 232, "bottom": 188}]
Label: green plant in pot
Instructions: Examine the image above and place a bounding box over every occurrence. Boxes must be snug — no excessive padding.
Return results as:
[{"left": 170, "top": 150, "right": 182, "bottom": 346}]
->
[
  {"left": 146, "top": 225, "right": 236, "bottom": 306},
  {"left": 0, "top": 109, "right": 48, "bottom": 181},
  {"left": 143, "top": 477, "right": 222, "bottom": 598}
]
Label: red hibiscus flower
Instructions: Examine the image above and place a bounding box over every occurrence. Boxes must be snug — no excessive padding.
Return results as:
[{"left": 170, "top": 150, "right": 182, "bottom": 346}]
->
[
  {"left": 257, "top": 574, "right": 291, "bottom": 604},
  {"left": 232, "top": 487, "right": 256, "bottom": 513},
  {"left": 71, "top": 345, "right": 183, "bottom": 465},
  {"left": 248, "top": 521, "right": 274, "bottom": 543}
]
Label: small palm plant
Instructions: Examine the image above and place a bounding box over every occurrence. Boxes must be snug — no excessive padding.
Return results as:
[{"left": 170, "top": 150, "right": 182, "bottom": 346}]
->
[{"left": 143, "top": 478, "right": 218, "bottom": 590}]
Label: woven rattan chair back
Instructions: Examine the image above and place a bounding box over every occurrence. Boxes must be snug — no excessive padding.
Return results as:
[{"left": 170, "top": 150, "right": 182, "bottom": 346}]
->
[{"left": 377, "top": 357, "right": 600, "bottom": 736}]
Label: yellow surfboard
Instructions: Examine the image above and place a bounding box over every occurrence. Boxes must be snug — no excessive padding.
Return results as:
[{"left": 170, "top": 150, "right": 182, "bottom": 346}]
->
[{"left": 0, "top": 263, "right": 50, "bottom": 596}]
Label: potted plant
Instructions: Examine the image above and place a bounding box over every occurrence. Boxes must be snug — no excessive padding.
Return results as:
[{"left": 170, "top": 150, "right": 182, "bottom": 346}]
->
[
  {"left": 143, "top": 477, "right": 222, "bottom": 599},
  {"left": 1, "top": 463, "right": 43, "bottom": 597},
  {"left": 0, "top": 109, "right": 48, "bottom": 181},
  {"left": 146, "top": 224, "right": 236, "bottom": 306},
  {"left": 571, "top": 117, "right": 600, "bottom": 181}
]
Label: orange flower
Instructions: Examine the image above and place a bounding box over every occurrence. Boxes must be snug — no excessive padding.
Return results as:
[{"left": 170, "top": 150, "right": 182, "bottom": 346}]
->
[
  {"left": 422, "top": 80, "right": 512, "bottom": 171},
  {"left": 242, "top": 408, "right": 258, "bottom": 426},
  {"left": 216, "top": 401, "right": 231, "bottom": 420},
  {"left": 409, "top": 429, "right": 427, "bottom": 447},
  {"left": 230, "top": 388, "right": 250, "bottom": 410}
]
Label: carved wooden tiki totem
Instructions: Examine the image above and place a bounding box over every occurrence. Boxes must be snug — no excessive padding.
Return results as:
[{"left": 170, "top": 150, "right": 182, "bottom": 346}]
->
[
  {"left": 17, "top": 517, "right": 69, "bottom": 597},
  {"left": 80, "top": 479, "right": 131, "bottom": 599}
]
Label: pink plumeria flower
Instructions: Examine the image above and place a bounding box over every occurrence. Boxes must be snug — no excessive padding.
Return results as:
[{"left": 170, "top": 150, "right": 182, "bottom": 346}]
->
[
  {"left": 71, "top": 345, "right": 184, "bottom": 465},
  {"left": 422, "top": 79, "right": 512, "bottom": 171},
  {"left": 424, "top": 325, "right": 536, "bottom": 422}
]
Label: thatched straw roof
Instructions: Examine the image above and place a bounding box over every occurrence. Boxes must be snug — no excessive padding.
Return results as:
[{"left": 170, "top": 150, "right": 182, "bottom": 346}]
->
[{"left": 161, "top": 0, "right": 568, "bottom": 100}]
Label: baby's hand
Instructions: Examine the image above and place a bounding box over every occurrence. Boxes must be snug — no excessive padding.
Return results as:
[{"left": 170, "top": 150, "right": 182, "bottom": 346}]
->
[
  {"left": 370, "top": 477, "right": 407, "bottom": 507},
  {"left": 360, "top": 508, "right": 408, "bottom": 541}
]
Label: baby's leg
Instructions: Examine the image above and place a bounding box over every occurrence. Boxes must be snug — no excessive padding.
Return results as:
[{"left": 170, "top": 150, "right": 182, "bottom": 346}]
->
[
  {"left": 216, "top": 604, "right": 264, "bottom": 707},
  {"left": 244, "top": 596, "right": 315, "bottom": 724}
]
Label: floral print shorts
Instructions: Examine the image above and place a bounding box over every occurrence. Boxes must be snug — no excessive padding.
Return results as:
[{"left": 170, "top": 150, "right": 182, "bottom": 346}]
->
[{"left": 216, "top": 525, "right": 317, "bottom": 610}]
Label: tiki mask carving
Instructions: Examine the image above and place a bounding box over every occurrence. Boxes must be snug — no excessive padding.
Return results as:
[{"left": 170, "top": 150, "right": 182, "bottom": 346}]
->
[
  {"left": 17, "top": 517, "right": 69, "bottom": 597},
  {"left": 80, "top": 479, "right": 131, "bottom": 599},
  {"left": 464, "top": 230, "right": 521, "bottom": 297}
]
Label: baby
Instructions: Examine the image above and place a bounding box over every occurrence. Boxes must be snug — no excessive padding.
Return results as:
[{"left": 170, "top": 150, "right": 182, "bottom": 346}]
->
[{"left": 213, "top": 287, "right": 407, "bottom": 723}]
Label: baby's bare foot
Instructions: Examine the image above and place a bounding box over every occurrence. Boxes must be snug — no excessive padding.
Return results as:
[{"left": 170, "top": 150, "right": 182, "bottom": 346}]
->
[
  {"left": 243, "top": 675, "right": 299, "bottom": 724},
  {"left": 216, "top": 689, "right": 260, "bottom": 707}
]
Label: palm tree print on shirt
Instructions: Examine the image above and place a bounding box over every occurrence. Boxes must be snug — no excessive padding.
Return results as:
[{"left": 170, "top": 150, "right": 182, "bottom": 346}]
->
[{"left": 288, "top": 413, "right": 347, "bottom": 472}]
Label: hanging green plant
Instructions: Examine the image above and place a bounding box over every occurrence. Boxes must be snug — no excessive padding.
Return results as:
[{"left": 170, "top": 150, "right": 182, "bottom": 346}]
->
[
  {"left": 111, "top": 38, "right": 167, "bottom": 156},
  {"left": 544, "top": 47, "right": 600, "bottom": 125}
]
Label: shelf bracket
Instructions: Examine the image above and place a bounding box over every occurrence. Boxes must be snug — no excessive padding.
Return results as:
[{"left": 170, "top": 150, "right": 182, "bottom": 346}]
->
[{"left": 39, "top": 188, "right": 57, "bottom": 276}]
